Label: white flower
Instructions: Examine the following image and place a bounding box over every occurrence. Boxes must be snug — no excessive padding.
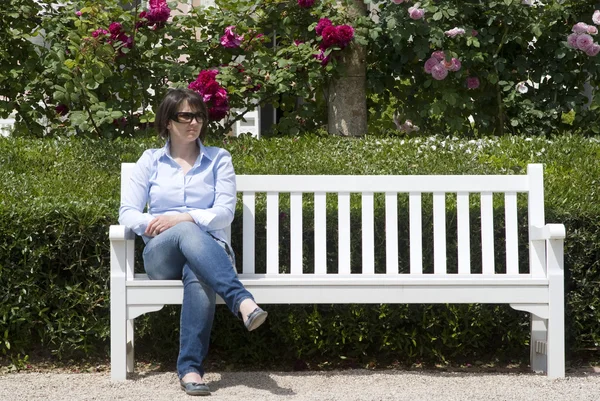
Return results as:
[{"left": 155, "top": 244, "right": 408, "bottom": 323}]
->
[
  {"left": 593, "top": 10, "right": 600, "bottom": 26},
  {"left": 516, "top": 82, "right": 529, "bottom": 94}
]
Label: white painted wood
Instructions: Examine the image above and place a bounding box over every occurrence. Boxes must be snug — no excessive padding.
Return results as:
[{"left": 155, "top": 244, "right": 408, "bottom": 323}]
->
[
  {"left": 111, "top": 163, "right": 565, "bottom": 379},
  {"left": 457, "top": 192, "right": 471, "bottom": 275},
  {"left": 236, "top": 175, "right": 529, "bottom": 193},
  {"left": 290, "top": 192, "right": 303, "bottom": 275},
  {"left": 338, "top": 193, "right": 351, "bottom": 275},
  {"left": 362, "top": 193, "right": 375, "bottom": 275},
  {"left": 266, "top": 192, "right": 279, "bottom": 275},
  {"left": 480, "top": 192, "right": 494, "bottom": 275},
  {"left": 505, "top": 192, "right": 519, "bottom": 275},
  {"left": 314, "top": 193, "right": 327, "bottom": 275},
  {"left": 528, "top": 164, "right": 546, "bottom": 278},
  {"left": 409, "top": 193, "right": 423, "bottom": 275},
  {"left": 385, "top": 193, "right": 398, "bottom": 275},
  {"left": 242, "top": 192, "right": 256, "bottom": 274},
  {"left": 433, "top": 193, "right": 446, "bottom": 275}
]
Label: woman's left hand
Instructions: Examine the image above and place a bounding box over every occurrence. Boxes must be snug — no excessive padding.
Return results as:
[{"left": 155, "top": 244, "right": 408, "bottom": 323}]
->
[{"left": 145, "top": 213, "right": 193, "bottom": 237}]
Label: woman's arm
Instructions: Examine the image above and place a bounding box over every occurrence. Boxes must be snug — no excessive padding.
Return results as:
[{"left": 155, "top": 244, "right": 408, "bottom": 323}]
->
[
  {"left": 118, "top": 150, "right": 156, "bottom": 236},
  {"left": 187, "top": 149, "right": 236, "bottom": 231}
]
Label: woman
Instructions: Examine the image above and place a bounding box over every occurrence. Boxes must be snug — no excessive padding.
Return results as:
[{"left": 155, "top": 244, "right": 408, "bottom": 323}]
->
[{"left": 119, "top": 88, "right": 267, "bottom": 396}]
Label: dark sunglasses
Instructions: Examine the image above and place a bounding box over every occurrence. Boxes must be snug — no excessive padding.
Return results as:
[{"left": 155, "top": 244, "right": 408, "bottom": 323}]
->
[{"left": 171, "top": 112, "right": 204, "bottom": 124}]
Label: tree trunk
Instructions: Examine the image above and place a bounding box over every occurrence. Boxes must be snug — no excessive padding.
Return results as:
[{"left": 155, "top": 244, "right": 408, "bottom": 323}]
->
[{"left": 327, "top": 0, "right": 368, "bottom": 137}]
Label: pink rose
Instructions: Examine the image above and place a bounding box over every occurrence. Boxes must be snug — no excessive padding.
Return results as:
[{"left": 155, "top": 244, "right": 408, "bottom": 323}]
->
[
  {"left": 444, "top": 27, "right": 466, "bottom": 38},
  {"left": 424, "top": 57, "right": 439, "bottom": 74},
  {"left": 315, "top": 18, "right": 332, "bottom": 36},
  {"left": 471, "top": 29, "right": 478, "bottom": 37},
  {"left": 567, "top": 33, "right": 579, "bottom": 48},
  {"left": 586, "top": 43, "right": 600, "bottom": 56},
  {"left": 321, "top": 25, "right": 338, "bottom": 48},
  {"left": 466, "top": 77, "right": 480, "bottom": 89},
  {"left": 298, "top": 0, "right": 315, "bottom": 8},
  {"left": 109, "top": 22, "right": 122, "bottom": 35},
  {"left": 75, "top": 11, "right": 82, "bottom": 17},
  {"left": 448, "top": 58, "right": 461, "bottom": 72},
  {"left": 576, "top": 34, "right": 594, "bottom": 51},
  {"left": 431, "top": 64, "right": 448, "bottom": 80},
  {"left": 408, "top": 7, "right": 425, "bottom": 20},
  {"left": 572, "top": 22, "right": 589, "bottom": 35},
  {"left": 588, "top": 26, "right": 598, "bottom": 35},
  {"left": 431, "top": 50, "right": 446, "bottom": 61},
  {"left": 336, "top": 25, "right": 355, "bottom": 48}
]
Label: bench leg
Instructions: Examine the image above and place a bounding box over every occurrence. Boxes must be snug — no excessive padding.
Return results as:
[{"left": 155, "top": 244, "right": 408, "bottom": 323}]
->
[
  {"left": 530, "top": 314, "right": 547, "bottom": 373},
  {"left": 127, "top": 319, "right": 135, "bottom": 373},
  {"left": 111, "top": 303, "right": 128, "bottom": 381}
]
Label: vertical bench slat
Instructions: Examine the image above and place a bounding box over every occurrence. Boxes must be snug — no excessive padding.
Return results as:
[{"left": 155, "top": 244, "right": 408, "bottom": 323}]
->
[
  {"left": 481, "top": 192, "right": 495, "bottom": 274},
  {"left": 290, "top": 192, "right": 303, "bottom": 275},
  {"left": 505, "top": 192, "right": 519, "bottom": 275},
  {"left": 433, "top": 193, "right": 447, "bottom": 275},
  {"left": 409, "top": 192, "right": 423, "bottom": 275},
  {"left": 457, "top": 192, "right": 471, "bottom": 275},
  {"left": 242, "top": 192, "right": 255, "bottom": 274},
  {"left": 266, "top": 192, "right": 279, "bottom": 275},
  {"left": 385, "top": 192, "right": 399, "bottom": 275},
  {"left": 362, "top": 193, "right": 375, "bottom": 275},
  {"left": 528, "top": 164, "right": 546, "bottom": 277},
  {"left": 314, "top": 193, "right": 327, "bottom": 274},
  {"left": 338, "top": 192, "right": 351, "bottom": 275}
]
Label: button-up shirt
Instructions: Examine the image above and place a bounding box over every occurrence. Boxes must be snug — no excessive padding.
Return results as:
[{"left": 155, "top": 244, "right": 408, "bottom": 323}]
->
[{"left": 118, "top": 140, "right": 236, "bottom": 245}]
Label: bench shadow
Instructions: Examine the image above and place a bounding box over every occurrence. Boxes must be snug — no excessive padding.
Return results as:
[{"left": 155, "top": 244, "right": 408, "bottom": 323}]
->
[
  {"left": 127, "top": 371, "right": 295, "bottom": 396},
  {"left": 207, "top": 371, "right": 295, "bottom": 396}
]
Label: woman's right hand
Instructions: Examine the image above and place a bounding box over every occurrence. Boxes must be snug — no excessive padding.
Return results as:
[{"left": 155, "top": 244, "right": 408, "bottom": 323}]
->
[{"left": 145, "top": 213, "right": 193, "bottom": 237}]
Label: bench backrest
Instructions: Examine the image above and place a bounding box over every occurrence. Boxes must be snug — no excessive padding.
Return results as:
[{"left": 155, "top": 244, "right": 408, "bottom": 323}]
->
[{"left": 120, "top": 163, "right": 546, "bottom": 279}]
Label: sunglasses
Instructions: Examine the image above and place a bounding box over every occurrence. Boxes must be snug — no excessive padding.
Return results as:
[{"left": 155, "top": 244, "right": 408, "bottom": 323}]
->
[{"left": 171, "top": 112, "right": 205, "bottom": 124}]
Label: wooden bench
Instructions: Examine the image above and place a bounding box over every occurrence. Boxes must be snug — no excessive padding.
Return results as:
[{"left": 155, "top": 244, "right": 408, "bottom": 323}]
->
[{"left": 110, "top": 163, "right": 566, "bottom": 380}]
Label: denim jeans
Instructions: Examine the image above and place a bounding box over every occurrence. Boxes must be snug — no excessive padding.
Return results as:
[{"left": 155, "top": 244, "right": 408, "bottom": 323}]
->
[{"left": 142, "top": 221, "right": 253, "bottom": 378}]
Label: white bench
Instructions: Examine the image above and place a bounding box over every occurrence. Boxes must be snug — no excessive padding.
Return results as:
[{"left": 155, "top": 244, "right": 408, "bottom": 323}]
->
[{"left": 110, "top": 163, "right": 566, "bottom": 380}]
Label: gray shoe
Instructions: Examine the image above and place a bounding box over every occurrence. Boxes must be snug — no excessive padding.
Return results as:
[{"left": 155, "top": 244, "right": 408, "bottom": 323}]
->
[
  {"left": 180, "top": 379, "right": 210, "bottom": 396},
  {"left": 244, "top": 307, "right": 268, "bottom": 331}
]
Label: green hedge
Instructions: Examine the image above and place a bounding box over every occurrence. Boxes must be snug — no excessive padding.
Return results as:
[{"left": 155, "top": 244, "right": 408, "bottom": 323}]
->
[{"left": 1, "top": 134, "right": 599, "bottom": 368}]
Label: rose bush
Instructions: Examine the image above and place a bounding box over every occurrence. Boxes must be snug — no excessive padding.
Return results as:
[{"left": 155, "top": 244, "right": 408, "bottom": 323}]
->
[
  {"left": 1, "top": 0, "right": 367, "bottom": 138},
  {"left": 369, "top": 0, "right": 600, "bottom": 136}
]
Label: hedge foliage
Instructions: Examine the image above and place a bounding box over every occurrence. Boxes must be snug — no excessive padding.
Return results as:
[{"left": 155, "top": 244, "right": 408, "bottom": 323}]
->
[{"left": 1, "top": 134, "right": 599, "bottom": 368}]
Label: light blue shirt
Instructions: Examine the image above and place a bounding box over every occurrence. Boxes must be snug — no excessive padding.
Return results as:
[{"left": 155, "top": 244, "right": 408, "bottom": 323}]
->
[{"left": 118, "top": 140, "right": 236, "bottom": 245}]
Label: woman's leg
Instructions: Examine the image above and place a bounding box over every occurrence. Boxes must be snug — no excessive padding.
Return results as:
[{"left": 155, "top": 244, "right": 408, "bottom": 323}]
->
[
  {"left": 177, "top": 264, "right": 215, "bottom": 379},
  {"left": 143, "top": 221, "right": 254, "bottom": 316}
]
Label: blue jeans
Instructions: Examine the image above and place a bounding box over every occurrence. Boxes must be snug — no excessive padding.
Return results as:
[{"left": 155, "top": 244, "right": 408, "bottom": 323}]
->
[{"left": 142, "top": 221, "right": 253, "bottom": 378}]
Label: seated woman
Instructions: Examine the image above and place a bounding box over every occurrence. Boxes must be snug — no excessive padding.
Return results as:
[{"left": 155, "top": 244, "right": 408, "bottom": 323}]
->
[{"left": 119, "top": 88, "right": 267, "bottom": 396}]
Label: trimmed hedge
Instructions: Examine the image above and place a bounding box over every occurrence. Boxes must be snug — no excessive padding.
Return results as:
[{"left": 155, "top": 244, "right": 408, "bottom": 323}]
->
[{"left": 1, "top": 134, "right": 599, "bottom": 368}]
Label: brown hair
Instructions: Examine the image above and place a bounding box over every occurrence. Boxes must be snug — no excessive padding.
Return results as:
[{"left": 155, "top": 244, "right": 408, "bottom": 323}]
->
[{"left": 155, "top": 88, "right": 209, "bottom": 141}]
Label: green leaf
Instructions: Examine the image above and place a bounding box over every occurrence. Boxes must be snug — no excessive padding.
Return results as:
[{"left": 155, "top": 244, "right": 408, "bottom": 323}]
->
[{"left": 433, "top": 11, "right": 443, "bottom": 21}]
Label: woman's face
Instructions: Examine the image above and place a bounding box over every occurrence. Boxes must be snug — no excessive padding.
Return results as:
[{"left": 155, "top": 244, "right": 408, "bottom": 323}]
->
[{"left": 167, "top": 100, "right": 203, "bottom": 145}]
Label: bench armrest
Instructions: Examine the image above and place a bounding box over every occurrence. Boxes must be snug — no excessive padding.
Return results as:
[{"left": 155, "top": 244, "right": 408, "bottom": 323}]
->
[
  {"left": 109, "top": 225, "right": 135, "bottom": 241},
  {"left": 531, "top": 224, "right": 566, "bottom": 241}
]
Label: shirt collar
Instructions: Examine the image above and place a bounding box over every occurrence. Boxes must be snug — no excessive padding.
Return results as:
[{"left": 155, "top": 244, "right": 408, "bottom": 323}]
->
[{"left": 162, "top": 139, "right": 213, "bottom": 165}]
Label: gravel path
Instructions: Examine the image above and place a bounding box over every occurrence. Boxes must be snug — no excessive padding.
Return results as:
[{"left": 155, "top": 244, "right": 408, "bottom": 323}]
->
[{"left": 1, "top": 370, "right": 600, "bottom": 400}]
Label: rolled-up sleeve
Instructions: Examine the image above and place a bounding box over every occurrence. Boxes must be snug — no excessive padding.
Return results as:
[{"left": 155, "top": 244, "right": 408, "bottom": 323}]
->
[
  {"left": 118, "top": 150, "right": 155, "bottom": 236},
  {"left": 188, "top": 149, "right": 236, "bottom": 231}
]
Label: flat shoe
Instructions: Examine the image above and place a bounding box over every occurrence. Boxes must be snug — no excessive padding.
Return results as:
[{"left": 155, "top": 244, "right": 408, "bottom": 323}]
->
[
  {"left": 180, "top": 379, "right": 211, "bottom": 396},
  {"left": 244, "top": 307, "right": 268, "bottom": 331}
]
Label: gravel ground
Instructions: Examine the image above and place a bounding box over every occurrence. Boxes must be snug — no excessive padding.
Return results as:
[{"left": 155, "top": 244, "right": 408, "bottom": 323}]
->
[{"left": 1, "top": 370, "right": 600, "bottom": 401}]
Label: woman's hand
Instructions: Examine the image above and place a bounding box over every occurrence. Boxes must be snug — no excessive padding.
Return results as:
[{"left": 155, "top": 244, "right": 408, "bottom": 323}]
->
[{"left": 145, "top": 213, "right": 194, "bottom": 237}]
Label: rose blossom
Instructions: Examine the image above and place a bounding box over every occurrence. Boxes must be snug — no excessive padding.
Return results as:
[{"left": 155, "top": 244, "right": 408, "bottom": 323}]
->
[
  {"left": 588, "top": 25, "right": 598, "bottom": 35},
  {"left": 572, "top": 22, "right": 590, "bottom": 35},
  {"left": 576, "top": 34, "right": 594, "bottom": 51},
  {"left": 298, "top": 0, "right": 315, "bottom": 8},
  {"left": 566, "top": 33, "right": 579, "bottom": 48},
  {"left": 408, "top": 6, "right": 425, "bottom": 20},
  {"left": 448, "top": 57, "right": 461, "bottom": 72},
  {"left": 445, "top": 27, "right": 466, "bottom": 38},
  {"left": 315, "top": 18, "right": 332, "bottom": 36},
  {"left": 466, "top": 77, "right": 480, "bottom": 89},
  {"left": 593, "top": 10, "right": 600, "bottom": 26},
  {"left": 75, "top": 11, "right": 82, "bottom": 17},
  {"left": 431, "top": 64, "right": 448, "bottom": 80},
  {"left": 220, "top": 25, "right": 244, "bottom": 48},
  {"left": 516, "top": 82, "right": 528, "bottom": 94},
  {"left": 424, "top": 57, "right": 439, "bottom": 74},
  {"left": 109, "top": 22, "right": 122, "bottom": 35},
  {"left": 431, "top": 50, "right": 445, "bottom": 61},
  {"left": 92, "top": 29, "right": 109, "bottom": 38},
  {"left": 586, "top": 43, "right": 600, "bottom": 56},
  {"left": 335, "top": 25, "right": 355, "bottom": 48},
  {"left": 472, "top": 29, "right": 478, "bottom": 37}
]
